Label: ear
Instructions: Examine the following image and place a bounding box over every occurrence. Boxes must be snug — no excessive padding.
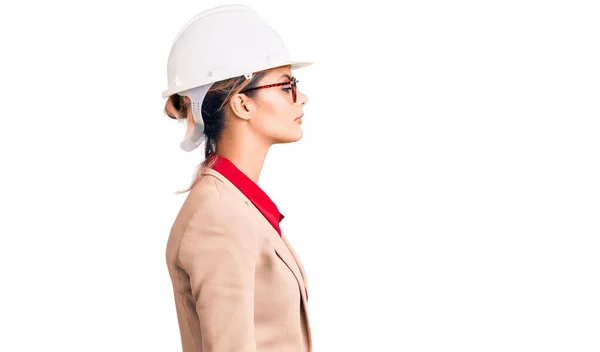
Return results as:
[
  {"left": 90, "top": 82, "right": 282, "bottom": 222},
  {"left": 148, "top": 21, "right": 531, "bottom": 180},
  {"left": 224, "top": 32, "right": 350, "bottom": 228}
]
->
[{"left": 229, "top": 93, "right": 254, "bottom": 121}]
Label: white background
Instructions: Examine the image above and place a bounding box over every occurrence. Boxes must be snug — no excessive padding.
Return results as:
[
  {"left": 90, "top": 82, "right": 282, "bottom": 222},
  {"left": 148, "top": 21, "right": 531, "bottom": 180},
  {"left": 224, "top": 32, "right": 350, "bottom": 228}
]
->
[{"left": 1, "top": 0, "right": 599, "bottom": 351}]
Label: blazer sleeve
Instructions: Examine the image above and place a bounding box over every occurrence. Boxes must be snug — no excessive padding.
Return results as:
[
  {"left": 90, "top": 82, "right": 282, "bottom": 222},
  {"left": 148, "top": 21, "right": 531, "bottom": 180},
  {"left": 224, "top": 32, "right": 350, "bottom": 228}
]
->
[{"left": 178, "top": 202, "right": 258, "bottom": 352}]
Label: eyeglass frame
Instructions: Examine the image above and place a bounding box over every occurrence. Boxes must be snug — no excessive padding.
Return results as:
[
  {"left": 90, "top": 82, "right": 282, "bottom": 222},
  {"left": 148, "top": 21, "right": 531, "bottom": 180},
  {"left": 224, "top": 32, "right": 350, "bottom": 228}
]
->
[{"left": 239, "top": 77, "right": 300, "bottom": 103}]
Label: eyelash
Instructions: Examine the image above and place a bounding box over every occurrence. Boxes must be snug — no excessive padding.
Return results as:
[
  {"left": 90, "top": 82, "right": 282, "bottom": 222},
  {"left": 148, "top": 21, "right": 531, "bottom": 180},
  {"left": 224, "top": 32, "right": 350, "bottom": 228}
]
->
[{"left": 282, "top": 87, "right": 292, "bottom": 92}]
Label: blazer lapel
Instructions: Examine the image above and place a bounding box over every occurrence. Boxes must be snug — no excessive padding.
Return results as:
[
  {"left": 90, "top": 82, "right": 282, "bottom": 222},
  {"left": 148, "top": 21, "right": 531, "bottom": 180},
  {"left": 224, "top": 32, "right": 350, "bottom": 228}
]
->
[
  {"left": 272, "top": 236, "right": 306, "bottom": 298},
  {"left": 281, "top": 232, "right": 308, "bottom": 292},
  {"left": 275, "top": 232, "right": 312, "bottom": 348}
]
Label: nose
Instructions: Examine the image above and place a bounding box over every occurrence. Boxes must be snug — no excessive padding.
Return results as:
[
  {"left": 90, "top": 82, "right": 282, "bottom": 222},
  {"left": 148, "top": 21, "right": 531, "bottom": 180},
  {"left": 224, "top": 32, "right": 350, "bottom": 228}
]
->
[{"left": 297, "top": 90, "right": 308, "bottom": 105}]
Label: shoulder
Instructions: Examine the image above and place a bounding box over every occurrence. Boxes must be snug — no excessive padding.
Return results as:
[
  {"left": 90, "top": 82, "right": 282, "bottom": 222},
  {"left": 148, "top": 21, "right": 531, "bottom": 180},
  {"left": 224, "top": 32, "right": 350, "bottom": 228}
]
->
[
  {"left": 187, "top": 172, "right": 249, "bottom": 223},
  {"left": 178, "top": 173, "right": 257, "bottom": 254}
]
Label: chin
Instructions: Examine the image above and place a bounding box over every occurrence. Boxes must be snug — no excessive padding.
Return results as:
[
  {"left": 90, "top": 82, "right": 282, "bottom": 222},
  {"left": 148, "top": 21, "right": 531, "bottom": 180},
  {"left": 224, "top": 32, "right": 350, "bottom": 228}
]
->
[
  {"left": 289, "top": 129, "right": 303, "bottom": 142},
  {"left": 276, "top": 130, "right": 303, "bottom": 144}
]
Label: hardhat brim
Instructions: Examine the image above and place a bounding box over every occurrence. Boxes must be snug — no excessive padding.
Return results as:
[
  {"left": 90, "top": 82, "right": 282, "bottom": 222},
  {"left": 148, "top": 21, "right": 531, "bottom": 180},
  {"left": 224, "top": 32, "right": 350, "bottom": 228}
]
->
[
  {"left": 288, "top": 60, "right": 313, "bottom": 70},
  {"left": 162, "top": 60, "right": 313, "bottom": 98}
]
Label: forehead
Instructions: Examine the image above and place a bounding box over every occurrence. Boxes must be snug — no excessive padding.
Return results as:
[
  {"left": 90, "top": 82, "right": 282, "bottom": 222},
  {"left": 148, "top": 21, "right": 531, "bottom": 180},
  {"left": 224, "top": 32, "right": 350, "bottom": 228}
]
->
[{"left": 261, "top": 65, "right": 292, "bottom": 81}]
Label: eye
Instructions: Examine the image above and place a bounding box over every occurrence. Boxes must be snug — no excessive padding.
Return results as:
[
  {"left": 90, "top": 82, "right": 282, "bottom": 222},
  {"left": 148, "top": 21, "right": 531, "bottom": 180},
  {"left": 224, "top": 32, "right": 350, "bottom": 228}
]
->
[{"left": 282, "top": 87, "right": 292, "bottom": 93}]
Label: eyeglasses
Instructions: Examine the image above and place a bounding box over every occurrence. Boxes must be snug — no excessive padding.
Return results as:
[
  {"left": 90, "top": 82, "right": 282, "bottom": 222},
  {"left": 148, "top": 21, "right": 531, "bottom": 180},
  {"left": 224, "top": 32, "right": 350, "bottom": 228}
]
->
[{"left": 239, "top": 76, "right": 299, "bottom": 103}]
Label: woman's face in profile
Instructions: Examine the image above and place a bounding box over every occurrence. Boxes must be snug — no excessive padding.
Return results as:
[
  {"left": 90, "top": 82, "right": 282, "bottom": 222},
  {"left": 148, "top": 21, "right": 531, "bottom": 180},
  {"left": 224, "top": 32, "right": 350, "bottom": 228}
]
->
[{"left": 248, "top": 65, "right": 308, "bottom": 145}]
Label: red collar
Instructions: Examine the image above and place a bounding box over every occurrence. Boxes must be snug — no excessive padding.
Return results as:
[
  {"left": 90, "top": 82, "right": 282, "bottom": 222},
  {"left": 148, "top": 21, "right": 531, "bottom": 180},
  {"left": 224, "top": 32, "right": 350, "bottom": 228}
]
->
[{"left": 208, "top": 154, "right": 285, "bottom": 236}]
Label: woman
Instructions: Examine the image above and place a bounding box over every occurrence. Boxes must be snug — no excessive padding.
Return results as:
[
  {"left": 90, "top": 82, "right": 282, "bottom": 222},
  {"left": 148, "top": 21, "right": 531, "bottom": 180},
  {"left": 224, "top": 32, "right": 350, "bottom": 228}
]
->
[{"left": 163, "top": 5, "right": 313, "bottom": 352}]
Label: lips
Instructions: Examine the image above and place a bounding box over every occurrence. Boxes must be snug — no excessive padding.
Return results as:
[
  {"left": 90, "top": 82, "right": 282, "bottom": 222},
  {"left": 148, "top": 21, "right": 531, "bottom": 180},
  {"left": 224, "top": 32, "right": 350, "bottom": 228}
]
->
[{"left": 295, "top": 113, "right": 304, "bottom": 121}]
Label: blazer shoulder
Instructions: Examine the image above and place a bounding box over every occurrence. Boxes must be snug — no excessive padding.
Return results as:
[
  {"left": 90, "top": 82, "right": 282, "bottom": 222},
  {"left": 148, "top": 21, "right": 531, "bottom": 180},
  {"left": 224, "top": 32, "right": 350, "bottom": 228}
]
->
[
  {"left": 192, "top": 170, "right": 246, "bottom": 203},
  {"left": 178, "top": 174, "right": 257, "bottom": 252},
  {"left": 185, "top": 174, "right": 248, "bottom": 223}
]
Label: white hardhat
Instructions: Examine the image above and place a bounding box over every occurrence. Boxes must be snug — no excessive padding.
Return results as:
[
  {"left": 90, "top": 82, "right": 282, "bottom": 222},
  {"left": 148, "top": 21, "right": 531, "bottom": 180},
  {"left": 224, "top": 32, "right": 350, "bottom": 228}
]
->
[{"left": 162, "top": 4, "right": 313, "bottom": 151}]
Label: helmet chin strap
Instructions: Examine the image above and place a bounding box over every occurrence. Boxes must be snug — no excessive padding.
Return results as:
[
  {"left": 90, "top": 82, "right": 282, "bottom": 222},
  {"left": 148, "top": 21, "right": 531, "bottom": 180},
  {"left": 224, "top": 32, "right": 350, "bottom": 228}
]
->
[
  {"left": 178, "top": 83, "right": 214, "bottom": 152},
  {"left": 179, "top": 121, "right": 206, "bottom": 152}
]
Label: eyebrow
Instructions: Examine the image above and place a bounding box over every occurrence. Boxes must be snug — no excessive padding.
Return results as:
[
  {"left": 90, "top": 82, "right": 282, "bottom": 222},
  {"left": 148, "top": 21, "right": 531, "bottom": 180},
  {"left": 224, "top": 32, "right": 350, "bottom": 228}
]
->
[{"left": 278, "top": 74, "right": 292, "bottom": 81}]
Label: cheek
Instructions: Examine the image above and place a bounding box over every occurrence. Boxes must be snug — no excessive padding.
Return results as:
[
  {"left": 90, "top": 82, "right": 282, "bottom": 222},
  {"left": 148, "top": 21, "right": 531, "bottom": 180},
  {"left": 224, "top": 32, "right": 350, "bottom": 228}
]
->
[{"left": 255, "top": 101, "right": 294, "bottom": 132}]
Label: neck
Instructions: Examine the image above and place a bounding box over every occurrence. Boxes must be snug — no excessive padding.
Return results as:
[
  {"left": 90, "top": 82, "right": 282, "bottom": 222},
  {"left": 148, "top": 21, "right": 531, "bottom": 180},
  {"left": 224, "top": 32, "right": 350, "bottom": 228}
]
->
[{"left": 215, "top": 136, "right": 270, "bottom": 184}]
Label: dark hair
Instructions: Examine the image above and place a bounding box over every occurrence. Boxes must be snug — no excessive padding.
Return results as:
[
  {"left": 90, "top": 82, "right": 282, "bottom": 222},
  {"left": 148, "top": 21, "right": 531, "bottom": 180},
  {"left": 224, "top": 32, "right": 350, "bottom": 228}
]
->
[{"left": 164, "top": 70, "right": 268, "bottom": 194}]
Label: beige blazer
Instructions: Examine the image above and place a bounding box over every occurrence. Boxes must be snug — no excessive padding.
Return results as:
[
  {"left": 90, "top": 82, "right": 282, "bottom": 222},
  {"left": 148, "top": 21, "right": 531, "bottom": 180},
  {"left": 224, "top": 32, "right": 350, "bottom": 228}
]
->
[{"left": 165, "top": 167, "right": 312, "bottom": 352}]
